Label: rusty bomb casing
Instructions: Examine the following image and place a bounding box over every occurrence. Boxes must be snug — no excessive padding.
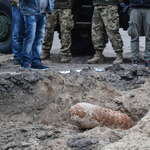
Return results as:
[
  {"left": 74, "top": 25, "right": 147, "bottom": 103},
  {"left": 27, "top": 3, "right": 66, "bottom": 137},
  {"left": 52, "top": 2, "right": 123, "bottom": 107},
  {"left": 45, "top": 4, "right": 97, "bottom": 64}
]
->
[{"left": 69, "top": 102, "right": 134, "bottom": 129}]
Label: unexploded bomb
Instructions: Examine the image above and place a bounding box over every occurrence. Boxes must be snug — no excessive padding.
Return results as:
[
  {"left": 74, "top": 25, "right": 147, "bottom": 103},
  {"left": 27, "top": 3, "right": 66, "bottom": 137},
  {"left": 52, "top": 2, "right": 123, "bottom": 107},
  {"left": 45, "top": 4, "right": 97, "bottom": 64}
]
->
[{"left": 69, "top": 102, "right": 134, "bottom": 129}]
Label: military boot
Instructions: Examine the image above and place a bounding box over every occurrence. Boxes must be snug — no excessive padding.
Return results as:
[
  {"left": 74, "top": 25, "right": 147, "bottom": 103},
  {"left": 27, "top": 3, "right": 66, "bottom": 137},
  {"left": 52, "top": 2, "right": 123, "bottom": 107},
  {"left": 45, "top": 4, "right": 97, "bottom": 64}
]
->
[
  {"left": 61, "top": 55, "right": 68, "bottom": 63},
  {"left": 87, "top": 50, "right": 104, "bottom": 64},
  {"left": 113, "top": 52, "right": 123, "bottom": 64},
  {"left": 41, "top": 52, "right": 50, "bottom": 60}
]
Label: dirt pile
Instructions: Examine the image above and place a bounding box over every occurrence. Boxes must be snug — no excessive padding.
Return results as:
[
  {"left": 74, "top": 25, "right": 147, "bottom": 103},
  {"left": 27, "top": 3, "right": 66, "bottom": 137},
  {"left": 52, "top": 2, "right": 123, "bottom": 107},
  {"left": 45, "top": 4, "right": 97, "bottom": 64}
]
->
[
  {"left": 0, "top": 64, "right": 150, "bottom": 149},
  {"left": 0, "top": 120, "right": 64, "bottom": 150},
  {"left": 102, "top": 109, "right": 150, "bottom": 150},
  {"left": 103, "top": 63, "right": 150, "bottom": 90}
]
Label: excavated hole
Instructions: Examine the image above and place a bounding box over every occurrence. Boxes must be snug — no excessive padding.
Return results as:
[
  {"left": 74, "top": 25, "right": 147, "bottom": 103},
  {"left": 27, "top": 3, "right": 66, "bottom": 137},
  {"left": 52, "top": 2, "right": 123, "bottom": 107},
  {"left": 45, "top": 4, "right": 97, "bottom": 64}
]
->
[
  {"left": 0, "top": 64, "right": 150, "bottom": 124},
  {"left": 0, "top": 63, "right": 150, "bottom": 149}
]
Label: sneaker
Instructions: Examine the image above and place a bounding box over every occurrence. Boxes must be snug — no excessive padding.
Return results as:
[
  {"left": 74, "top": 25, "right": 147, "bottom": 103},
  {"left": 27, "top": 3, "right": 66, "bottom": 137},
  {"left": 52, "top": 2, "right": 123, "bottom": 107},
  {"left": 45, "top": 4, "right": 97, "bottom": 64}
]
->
[
  {"left": 31, "top": 63, "right": 49, "bottom": 70},
  {"left": 145, "top": 60, "right": 150, "bottom": 67},
  {"left": 131, "top": 60, "right": 138, "bottom": 66},
  {"left": 14, "top": 59, "right": 21, "bottom": 65},
  {"left": 21, "top": 64, "right": 30, "bottom": 69}
]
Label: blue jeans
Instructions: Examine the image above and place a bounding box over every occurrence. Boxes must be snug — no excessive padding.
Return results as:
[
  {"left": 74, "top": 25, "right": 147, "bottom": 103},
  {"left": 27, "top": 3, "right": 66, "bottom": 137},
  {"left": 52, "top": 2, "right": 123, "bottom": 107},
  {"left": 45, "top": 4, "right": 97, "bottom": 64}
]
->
[
  {"left": 12, "top": 6, "right": 24, "bottom": 60},
  {"left": 21, "top": 14, "right": 46, "bottom": 66}
]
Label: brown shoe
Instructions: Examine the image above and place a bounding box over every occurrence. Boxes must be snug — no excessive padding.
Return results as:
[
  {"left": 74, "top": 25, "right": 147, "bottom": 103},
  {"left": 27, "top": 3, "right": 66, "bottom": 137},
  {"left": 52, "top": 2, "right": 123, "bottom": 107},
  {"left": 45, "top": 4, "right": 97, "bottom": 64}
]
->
[
  {"left": 41, "top": 52, "right": 50, "bottom": 60},
  {"left": 61, "top": 55, "right": 68, "bottom": 63},
  {"left": 113, "top": 52, "right": 123, "bottom": 64},
  {"left": 87, "top": 50, "right": 104, "bottom": 64}
]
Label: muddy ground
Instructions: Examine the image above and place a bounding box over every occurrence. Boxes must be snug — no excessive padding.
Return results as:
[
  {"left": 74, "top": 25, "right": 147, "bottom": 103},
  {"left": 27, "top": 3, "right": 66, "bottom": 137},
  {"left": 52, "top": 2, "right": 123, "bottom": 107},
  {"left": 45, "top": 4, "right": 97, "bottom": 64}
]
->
[{"left": 0, "top": 30, "right": 150, "bottom": 150}]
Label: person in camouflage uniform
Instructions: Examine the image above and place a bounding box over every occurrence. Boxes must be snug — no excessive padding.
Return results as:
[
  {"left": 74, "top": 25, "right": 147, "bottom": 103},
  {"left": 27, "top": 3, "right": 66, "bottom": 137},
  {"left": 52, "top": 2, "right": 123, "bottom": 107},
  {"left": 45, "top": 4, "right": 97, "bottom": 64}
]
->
[
  {"left": 12, "top": 0, "right": 24, "bottom": 65},
  {"left": 87, "top": 0, "right": 124, "bottom": 64},
  {"left": 41, "top": 0, "right": 74, "bottom": 63}
]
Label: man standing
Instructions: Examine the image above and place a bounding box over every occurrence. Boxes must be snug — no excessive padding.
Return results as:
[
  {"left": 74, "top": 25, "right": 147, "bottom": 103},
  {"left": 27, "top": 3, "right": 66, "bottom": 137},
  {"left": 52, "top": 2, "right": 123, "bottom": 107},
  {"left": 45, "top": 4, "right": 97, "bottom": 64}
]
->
[
  {"left": 19, "top": 0, "right": 54, "bottom": 69},
  {"left": 12, "top": 0, "right": 24, "bottom": 65},
  {"left": 87, "top": 0, "right": 124, "bottom": 64},
  {"left": 128, "top": 0, "right": 150, "bottom": 67},
  {"left": 41, "top": 0, "right": 74, "bottom": 63}
]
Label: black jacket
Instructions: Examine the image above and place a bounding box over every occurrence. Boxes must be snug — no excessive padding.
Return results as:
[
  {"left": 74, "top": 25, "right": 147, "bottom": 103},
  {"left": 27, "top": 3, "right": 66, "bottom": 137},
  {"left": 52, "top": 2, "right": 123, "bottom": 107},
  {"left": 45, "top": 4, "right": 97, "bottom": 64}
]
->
[
  {"left": 54, "top": 0, "right": 73, "bottom": 9},
  {"left": 129, "top": 0, "right": 150, "bottom": 8}
]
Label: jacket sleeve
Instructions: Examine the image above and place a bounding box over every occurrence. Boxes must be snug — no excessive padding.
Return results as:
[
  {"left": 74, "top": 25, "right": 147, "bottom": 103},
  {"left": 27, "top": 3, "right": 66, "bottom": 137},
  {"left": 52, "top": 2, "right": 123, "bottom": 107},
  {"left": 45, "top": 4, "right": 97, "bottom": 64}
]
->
[
  {"left": 47, "top": 0, "right": 55, "bottom": 14},
  {"left": 68, "top": 0, "right": 73, "bottom": 8}
]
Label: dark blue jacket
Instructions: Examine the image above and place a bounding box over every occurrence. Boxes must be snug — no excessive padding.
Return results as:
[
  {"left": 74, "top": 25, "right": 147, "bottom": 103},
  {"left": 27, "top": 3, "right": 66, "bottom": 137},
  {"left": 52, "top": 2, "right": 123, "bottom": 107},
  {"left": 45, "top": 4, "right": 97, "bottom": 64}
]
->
[{"left": 129, "top": 0, "right": 150, "bottom": 8}]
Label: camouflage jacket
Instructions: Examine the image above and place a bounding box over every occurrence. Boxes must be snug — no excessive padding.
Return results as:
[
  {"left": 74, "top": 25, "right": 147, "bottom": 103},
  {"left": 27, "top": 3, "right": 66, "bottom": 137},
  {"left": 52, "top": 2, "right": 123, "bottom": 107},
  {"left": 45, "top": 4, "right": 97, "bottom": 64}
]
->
[
  {"left": 93, "top": 0, "right": 118, "bottom": 6},
  {"left": 54, "top": 0, "right": 73, "bottom": 9},
  {"left": 12, "top": 0, "right": 19, "bottom": 6}
]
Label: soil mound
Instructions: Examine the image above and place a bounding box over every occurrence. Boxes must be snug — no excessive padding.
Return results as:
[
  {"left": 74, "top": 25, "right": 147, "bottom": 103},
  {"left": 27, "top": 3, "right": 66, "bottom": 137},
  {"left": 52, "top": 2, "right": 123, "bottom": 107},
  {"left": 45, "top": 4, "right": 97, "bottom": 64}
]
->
[{"left": 0, "top": 64, "right": 150, "bottom": 149}]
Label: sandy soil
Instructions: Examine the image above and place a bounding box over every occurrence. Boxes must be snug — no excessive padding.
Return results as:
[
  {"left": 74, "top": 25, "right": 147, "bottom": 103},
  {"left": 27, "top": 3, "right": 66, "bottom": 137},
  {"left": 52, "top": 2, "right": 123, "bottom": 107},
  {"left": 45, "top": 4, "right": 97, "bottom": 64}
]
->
[{"left": 0, "top": 30, "right": 150, "bottom": 150}]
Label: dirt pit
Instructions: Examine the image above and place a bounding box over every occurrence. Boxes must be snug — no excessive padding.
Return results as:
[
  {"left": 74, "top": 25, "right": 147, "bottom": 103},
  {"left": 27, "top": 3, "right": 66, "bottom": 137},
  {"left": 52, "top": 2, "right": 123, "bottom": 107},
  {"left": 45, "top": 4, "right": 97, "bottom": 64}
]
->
[{"left": 0, "top": 56, "right": 150, "bottom": 150}]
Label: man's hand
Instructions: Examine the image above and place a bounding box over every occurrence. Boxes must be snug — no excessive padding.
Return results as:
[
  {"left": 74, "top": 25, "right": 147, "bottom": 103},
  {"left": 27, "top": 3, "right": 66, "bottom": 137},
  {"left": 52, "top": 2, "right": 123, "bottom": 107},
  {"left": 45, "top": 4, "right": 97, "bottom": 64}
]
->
[
  {"left": 46, "top": 11, "right": 51, "bottom": 14},
  {"left": 17, "top": 2, "right": 20, "bottom": 9},
  {"left": 118, "top": 0, "right": 123, "bottom": 3}
]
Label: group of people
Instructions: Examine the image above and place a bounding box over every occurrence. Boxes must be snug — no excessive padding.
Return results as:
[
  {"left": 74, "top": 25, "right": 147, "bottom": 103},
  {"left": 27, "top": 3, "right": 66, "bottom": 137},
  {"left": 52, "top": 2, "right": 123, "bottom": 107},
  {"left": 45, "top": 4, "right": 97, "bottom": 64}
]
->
[
  {"left": 12, "top": 0, "right": 150, "bottom": 70},
  {"left": 12, "top": 0, "right": 54, "bottom": 69}
]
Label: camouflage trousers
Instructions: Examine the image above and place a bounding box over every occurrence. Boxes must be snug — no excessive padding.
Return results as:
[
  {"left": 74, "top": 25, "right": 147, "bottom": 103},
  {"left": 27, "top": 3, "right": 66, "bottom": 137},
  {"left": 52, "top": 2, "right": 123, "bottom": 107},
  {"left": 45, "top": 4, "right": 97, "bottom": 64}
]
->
[
  {"left": 92, "top": 5, "right": 123, "bottom": 52},
  {"left": 42, "top": 9, "right": 74, "bottom": 56}
]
